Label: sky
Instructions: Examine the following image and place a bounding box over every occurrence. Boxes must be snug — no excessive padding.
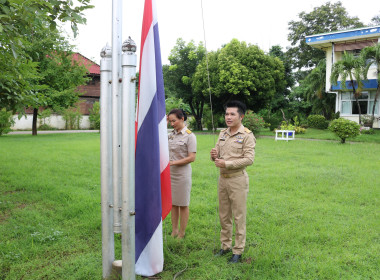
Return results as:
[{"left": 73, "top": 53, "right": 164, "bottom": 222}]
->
[{"left": 64, "top": 0, "right": 377, "bottom": 65}]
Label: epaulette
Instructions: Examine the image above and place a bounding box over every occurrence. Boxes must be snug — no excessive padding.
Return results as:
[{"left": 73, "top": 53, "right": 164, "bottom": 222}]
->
[
  {"left": 244, "top": 127, "right": 252, "bottom": 133},
  {"left": 186, "top": 129, "right": 192, "bottom": 134}
]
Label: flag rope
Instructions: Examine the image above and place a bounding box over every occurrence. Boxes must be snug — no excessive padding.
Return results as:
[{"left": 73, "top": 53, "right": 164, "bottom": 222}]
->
[{"left": 200, "top": 0, "right": 220, "bottom": 255}]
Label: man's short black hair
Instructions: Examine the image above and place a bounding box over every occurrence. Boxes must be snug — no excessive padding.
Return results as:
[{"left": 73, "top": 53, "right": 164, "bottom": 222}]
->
[{"left": 224, "top": 100, "right": 247, "bottom": 115}]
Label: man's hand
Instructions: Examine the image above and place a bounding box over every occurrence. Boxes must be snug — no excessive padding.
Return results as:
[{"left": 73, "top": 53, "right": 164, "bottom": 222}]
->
[
  {"left": 214, "top": 158, "right": 226, "bottom": 168},
  {"left": 210, "top": 148, "right": 218, "bottom": 160}
]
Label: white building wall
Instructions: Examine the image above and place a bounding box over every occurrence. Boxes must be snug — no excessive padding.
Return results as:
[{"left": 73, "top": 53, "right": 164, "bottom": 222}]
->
[
  {"left": 12, "top": 114, "right": 91, "bottom": 130},
  {"left": 325, "top": 47, "right": 332, "bottom": 92}
]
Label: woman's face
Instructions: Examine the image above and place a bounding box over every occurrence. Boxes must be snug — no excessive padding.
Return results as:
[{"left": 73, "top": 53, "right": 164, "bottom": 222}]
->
[{"left": 168, "top": 114, "right": 184, "bottom": 131}]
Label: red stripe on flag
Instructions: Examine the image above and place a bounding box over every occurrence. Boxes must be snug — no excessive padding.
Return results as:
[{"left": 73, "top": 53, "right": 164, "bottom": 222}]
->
[
  {"left": 137, "top": 0, "right": 153, "bottom": 115},
  {"left": 160, "top": 165, "right": 172, "bottom": 220}
]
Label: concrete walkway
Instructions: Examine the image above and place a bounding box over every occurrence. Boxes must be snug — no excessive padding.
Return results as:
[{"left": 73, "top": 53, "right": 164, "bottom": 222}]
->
[{"left": 9, "top": 130, "right": 99, "bottom": 135}]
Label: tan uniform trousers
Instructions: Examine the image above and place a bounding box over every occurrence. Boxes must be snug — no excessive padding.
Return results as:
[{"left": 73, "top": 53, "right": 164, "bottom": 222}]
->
[{"left": 218, "top": 170, "right": 249, "bottom": 255}]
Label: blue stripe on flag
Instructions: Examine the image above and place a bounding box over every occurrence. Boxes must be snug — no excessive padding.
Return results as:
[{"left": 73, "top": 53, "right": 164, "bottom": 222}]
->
[
  {"left": 153, "top": 23, "right": 166, "bottom": 120},
  {"left": 135, "top": 94, "right": 162, "bottom": 261}
]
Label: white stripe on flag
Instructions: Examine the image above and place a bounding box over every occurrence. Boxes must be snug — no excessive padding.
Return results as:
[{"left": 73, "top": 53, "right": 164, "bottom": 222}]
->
[
  {"left": 135, "top": 220, "right": 163, "bottom": 276},
  {"left": 152, "top": 0, "right": 158, "bottom": 25},
  {"left": 137, "top": 24, "right": 156, "bottom": 131},
  {"left": 158, "top": 116, "right": 169, "bottom": 173}
]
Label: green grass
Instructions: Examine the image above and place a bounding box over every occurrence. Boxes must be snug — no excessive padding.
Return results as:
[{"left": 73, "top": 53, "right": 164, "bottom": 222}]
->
[{"left": 0, "top": 133, "right": 379, "bottom": 279}]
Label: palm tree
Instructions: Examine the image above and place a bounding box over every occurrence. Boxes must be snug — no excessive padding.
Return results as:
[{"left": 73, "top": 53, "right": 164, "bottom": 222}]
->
[
  {"left": 331, "top": 51, "right": 365, "bottom": 124},
  {"left": 302, "top": 59, "right": 335, "bottom": 118},
  {"left": 361, "top": 43, "right": 380, "bottom": 127},
  {"left": 304, "top": 59, "right": 326, "bottom": 100}
]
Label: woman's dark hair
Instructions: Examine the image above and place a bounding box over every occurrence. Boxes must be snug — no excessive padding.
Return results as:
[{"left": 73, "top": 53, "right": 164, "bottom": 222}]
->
[{"left": 168, "top": 108, "right": 187, "bottom": 121}]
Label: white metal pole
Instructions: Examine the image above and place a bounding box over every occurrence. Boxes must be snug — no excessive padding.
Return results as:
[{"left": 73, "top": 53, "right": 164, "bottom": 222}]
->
[
  {"left": 121, "top": 37, "right": 137, "bottom": 280},
  {"left": 112, "top": 0, "right": 123, "bottom": 233},
  {"left": 100, "top": 44, "right": 114, "bottom": 279}
]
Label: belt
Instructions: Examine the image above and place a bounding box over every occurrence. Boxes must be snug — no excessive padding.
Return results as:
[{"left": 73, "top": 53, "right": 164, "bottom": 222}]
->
[{"left": 220, "top": 171, "right": 244, "bottom": 178}]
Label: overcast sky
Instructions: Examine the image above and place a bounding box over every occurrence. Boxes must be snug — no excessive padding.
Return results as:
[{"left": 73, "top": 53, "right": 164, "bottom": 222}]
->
[{"left": 64, "top": 0, "right": 377, "bottom": 65}]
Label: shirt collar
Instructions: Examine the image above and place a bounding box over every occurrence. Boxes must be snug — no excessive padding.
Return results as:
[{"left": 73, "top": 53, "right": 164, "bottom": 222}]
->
[
  {"left": 173, "top": 126, "right": 187, "bottom": 135},
  {"left": 226, "top": 125, "right": 245, "bottom": 136}
]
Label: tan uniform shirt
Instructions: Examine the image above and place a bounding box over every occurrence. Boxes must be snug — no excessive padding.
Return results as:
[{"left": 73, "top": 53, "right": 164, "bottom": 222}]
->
[
  {"left": 215, "top": 125, "right": 256, "bottom": 174},
  {"left": 168, "top": 126, "right": 197, "bottom": 161}
]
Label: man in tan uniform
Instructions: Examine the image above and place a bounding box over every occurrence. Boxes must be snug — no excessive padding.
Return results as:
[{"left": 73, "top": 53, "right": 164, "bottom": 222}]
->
[{"left": 210, "top": 100, "right": 255, "bottom": 263}]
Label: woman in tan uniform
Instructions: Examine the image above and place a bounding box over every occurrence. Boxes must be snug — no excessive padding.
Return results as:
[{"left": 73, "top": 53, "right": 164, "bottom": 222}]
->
[{"left": 167, "top": 109, "right": 197, "bottom": 239}]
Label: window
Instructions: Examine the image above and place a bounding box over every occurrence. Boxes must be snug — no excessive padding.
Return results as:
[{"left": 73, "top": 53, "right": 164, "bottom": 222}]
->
[{"left": 340, "top": 91, "right": 379, "bottom": 115}]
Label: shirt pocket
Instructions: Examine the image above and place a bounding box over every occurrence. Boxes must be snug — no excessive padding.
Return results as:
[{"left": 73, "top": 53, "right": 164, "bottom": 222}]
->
[
  {"left": 177, "top": 141, "right": 188, "bottom": 156},
  {"left": 231, "top": 142, "right": 243, "bottom": 157}
]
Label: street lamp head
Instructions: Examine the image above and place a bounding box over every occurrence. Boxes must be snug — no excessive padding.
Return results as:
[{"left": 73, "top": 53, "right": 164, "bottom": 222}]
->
[{"left": 122, "top": 36, "right": 137, "bottom": 53}]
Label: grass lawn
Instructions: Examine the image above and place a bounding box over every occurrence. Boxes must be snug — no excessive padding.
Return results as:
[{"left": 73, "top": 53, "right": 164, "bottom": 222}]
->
[{"left": 0, "top": 133, "right": 379, "bottom": 279}]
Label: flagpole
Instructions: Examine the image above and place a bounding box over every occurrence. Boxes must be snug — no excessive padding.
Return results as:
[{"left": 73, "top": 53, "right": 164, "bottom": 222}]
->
[
  {"left": 112, "top": 0, "right": 123, "bottom": 234},
  {"left": 100, "top": 44, "right": 115, "bottom": 279},
  {"left": 121, "top": 37, "right": 137, "bottom": 280}
]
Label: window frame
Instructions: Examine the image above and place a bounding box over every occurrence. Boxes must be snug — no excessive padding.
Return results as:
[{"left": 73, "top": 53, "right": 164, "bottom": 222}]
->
[{"left": 340, "top": 91, "right": 379, "bottom": 116}]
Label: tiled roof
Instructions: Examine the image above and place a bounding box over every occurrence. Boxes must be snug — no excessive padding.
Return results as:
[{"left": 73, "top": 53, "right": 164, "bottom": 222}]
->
[{"left": 72, "top": 53, "right": 100, "bottom": 75}]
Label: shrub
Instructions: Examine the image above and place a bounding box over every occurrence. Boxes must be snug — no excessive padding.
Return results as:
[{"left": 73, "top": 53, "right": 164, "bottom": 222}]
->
[
  {"left": 38, "top": 108, "right": 52, "bottom": 127},
  {"left": 165, "top": 97, "right": 190, "bottom": 114},
  {"left": 202, "top": 105, "right": 224, "bottom": 131},
  {"left": 280, "top": 118, "right": 306, "bottom": 134},
  {"left": 333, "top": 111, "right": 340, "bottom": 120},
  {"left": 259, "top": 110, "right": 282, "bottom": 131},
  {"left": 266, "top": 115, "right": 281, "bottom": 131},
  {"left": 39, "top": 124, "right": 55, "bottom": 130},
  {"left": 280, "top": 121, "right": 295, "bottom": 131},
  {"left": 307, "top": 114, "right": 329, "bottom": 129},
  {"left": 62, "top": 106, "right": 82, "bottom": 130},
  {"left": 360, "top": 115, "right": 373, "bottom": 127},
  {"left": 360, "top": 127, "right": 375, "bottom": 135},
  {"left": 89, "top": 102, "right": 100, "bottom": 130},
  {"left": 0, "top": 108, "right": 15, "bottom": 136},
  {"left": 292, "top": 116, "right": 306, "bottom": 134},
  {"left": 243, "top": 111, "right": 265, "bottom": 135},
  {"left": 329, "top": 118, "right": 360, "bottom": 143}
]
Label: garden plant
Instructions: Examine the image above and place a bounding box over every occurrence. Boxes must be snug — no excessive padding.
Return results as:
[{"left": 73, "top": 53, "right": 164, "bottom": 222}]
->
[{"left": 329, "top": 118, "right": 361, "bottom": 143}]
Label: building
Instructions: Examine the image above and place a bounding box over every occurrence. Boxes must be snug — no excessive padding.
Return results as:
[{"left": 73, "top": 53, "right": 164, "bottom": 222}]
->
[
  {"left": 73, "top": 53, "right": 100, "bottom": 116},
  {"left": 306, "top": 26, "right": 380, "bottom": 128},
  {"left": 12, "top": 53, "right": 100, "bottom": 130}
]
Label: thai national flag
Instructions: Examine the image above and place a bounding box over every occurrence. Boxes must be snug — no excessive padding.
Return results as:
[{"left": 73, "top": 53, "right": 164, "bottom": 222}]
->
[{"left": 135, "top": 0, "right": 172, "bottom": 276}]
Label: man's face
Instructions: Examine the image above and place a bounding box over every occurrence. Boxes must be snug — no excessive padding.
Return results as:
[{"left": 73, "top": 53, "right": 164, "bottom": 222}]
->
[{"left": 225, "top": 107, "right": 243, "bottom": 128}]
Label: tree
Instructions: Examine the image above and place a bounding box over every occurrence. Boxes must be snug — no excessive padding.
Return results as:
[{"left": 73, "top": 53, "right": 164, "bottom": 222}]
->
[
  {"left": 371, "top": 13, "right": 380, "bottom": 25},
  {"left": 17, "top": 23, "right": 89, "bottom": 135},
  {"left": 287, "top": 2, "right": 364, "bottom": 73},
  {"left": 330, "top": 51, "right": 365, "bottom": 124},
  {"left": 193, "top": 39, "right": 285, "bottom": 115},
  {"left": 298, "top": 58, "right": 335, "bottom": 119},
  {"left": 0, "top": 0, "right": 93, "bottom": 112},
  {"left": 268, "top": 45, "right": 294, "bottom": 113},
  {"left": 361, "top": 43, "right": 380, "bottom": 126},
  {"left": 164, "top": 38, "right": 206, "bottom": 130}
]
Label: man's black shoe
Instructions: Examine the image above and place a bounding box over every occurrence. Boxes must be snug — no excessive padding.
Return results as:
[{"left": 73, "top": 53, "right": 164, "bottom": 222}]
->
[
  {"left": 214, "top": 249, "right": 231, "bottom": 257},
  {"left": 228, "top": 254, "right": 242, "bottom": 263}
]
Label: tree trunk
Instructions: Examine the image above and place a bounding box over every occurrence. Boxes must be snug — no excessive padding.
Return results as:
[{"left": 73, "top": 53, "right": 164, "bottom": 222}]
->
[
  {"left": 355, "top": 96, "right": 362, "bottom": 125},
  {"left": 196, "top": 116, "right": 203, "bottom": 131},
  {"left": 371, "top": 86, "right": 379, "bottom": 127},
  {"left": 352, "top": 82, "right": 361, "bottom": 125},
  {"left": 189, "top": 101, "right": 203, "bottom": 131},
  {"left": 32, "top": 108, "right": 38, "bottom": 136}
]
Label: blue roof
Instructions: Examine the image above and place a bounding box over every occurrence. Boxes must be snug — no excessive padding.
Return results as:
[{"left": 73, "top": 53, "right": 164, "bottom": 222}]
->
[{"left": 306, "top": 26, "right": 380, "bottom": 44}]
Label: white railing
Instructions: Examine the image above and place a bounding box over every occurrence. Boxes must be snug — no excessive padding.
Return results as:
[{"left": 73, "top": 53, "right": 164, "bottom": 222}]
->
[{"left": 275, "top": 130, "right": 295, "bottom": 141}]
